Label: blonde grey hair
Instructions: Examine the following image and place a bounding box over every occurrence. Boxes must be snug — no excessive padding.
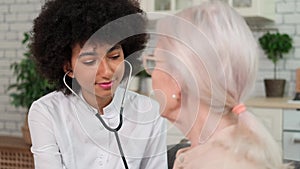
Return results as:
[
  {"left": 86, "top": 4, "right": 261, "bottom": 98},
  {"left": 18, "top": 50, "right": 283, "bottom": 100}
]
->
[{"left": 154, "top": 1, "right": 293, "bottom": 168}]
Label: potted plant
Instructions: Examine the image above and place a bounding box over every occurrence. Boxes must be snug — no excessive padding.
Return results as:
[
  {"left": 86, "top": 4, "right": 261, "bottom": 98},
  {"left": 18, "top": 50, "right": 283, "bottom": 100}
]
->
[
  {"left": 258, "top": 32, "right": 293, "bottom": 97},
  {"left": 7, "top": 32, "right": 55, "bottom": 144}
]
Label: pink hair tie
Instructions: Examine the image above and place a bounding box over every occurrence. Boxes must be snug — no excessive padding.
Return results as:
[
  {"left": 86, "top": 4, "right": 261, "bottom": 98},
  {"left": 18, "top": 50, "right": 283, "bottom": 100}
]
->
[{"left": 232, "top": 103, "right": 246, "bottom": 115}]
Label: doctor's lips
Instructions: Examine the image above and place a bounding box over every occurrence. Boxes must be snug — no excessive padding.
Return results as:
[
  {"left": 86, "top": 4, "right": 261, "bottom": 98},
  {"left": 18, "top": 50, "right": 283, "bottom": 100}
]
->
[{"left": 96, "top": 81, "right": 114, "bottom": 89}]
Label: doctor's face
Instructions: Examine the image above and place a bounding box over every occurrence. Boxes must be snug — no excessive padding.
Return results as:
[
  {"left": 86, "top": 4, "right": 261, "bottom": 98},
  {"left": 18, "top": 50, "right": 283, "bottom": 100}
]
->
[{"left": 70, "top": 43, "right": 125, "bottom": 99}]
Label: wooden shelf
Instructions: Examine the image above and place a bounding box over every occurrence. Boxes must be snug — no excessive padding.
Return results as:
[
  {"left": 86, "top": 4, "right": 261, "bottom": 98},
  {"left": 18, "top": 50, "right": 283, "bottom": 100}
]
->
[
  {"left": 246, "top": 97, "right": 300, "bottom": 109},
  {"left": 0, "top": 136, "right": 34, "bottom": 169}
]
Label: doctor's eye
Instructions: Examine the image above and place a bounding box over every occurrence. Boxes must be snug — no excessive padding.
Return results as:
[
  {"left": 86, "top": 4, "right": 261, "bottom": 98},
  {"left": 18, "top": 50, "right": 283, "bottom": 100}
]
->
[
  {"left": 107, "top": 53, "right": 121, "bottom": 60},
  {"left": 107, "top": 45, "right": 123, "bottom": 60},
  {"left": 82, "top": 59, "right": 97, "bottom": 66}
]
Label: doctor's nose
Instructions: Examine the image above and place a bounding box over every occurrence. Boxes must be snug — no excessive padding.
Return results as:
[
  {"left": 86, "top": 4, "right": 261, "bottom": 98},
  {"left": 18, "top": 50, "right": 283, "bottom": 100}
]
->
[{"left": 97, "top": 59, "right": 114, "bottom": 77}]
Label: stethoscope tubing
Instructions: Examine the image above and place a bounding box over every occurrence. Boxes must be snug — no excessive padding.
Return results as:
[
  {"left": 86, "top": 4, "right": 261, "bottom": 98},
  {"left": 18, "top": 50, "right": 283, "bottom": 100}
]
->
[{"left": 63, "top": 60, "right": 132, "bottom": 169}]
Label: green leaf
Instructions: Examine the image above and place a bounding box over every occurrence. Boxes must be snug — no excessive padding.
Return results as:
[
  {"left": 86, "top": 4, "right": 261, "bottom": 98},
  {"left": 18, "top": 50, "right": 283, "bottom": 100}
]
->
[
  {"left": 7, "top": 32, "right": 56, "bottom": 110},
  {"left": 258, "top": 32, "right": 293, "bottom": 79}
]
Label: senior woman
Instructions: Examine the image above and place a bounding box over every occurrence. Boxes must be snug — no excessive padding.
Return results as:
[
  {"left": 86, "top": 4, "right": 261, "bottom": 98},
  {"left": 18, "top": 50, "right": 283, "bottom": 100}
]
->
[{"left": 144, "top": 1, "right": 294, "bottom": 169}]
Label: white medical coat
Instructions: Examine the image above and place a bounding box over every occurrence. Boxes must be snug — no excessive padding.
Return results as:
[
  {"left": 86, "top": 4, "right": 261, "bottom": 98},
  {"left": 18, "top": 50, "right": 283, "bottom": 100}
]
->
[{"left": 28, "top": 88, "right": 167, "bottom": 169}]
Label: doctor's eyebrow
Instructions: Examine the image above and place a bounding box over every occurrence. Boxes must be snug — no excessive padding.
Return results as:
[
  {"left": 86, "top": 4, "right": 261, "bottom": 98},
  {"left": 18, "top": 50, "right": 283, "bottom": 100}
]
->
[
  {"left": 107, "top": 44, "right": 122, "bottom": 53},
  {"left": 78, "top": 44, "right": 122, "bottom": 58},
  {"left": 78, "top": 51, "right": 97, "bottom": 58}
]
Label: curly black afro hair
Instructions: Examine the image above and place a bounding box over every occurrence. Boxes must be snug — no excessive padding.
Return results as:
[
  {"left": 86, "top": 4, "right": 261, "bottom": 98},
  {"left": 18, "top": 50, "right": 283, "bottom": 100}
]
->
[{"left": 31, "top": 0, "right": 148, "bottom": 95}]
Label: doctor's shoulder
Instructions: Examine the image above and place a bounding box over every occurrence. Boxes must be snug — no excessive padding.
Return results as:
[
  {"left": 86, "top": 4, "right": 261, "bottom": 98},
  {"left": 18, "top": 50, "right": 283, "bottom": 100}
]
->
[
  {"left": 28, "top": 91, "right": 74, "bottom": 115},
  {"left": 31, "top": 90, "right": 71, "bottom": 105}
]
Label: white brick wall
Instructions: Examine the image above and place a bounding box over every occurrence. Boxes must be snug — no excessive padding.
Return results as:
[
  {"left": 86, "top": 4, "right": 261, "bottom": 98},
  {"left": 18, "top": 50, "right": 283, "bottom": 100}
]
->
[
  {"left": 277, "top": 1, "right": 295, "bottom": 13},
  {"left": 0, "top": 0, "right": 300, "bottom": 135},
  {"left": 250, "top": 0, "right": 300, "bottom": 97},
  {"left": 0, "top": 0, "right": 43, "bottom": 136}
]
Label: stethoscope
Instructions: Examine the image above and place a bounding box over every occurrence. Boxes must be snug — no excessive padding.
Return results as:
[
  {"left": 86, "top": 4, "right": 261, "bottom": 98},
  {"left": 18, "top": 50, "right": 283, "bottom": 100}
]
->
[{"left": 63, "top": 60, "right": 132, "bottom": 169}]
